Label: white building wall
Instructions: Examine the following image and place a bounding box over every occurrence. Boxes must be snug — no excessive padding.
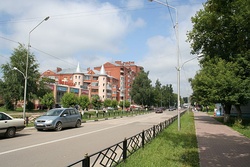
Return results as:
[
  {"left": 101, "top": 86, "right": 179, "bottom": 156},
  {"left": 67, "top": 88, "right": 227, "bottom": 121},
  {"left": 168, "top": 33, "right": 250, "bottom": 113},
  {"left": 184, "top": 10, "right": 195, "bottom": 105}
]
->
[{"left": 99, "top": 75, "right": 107, "bottom": 101}]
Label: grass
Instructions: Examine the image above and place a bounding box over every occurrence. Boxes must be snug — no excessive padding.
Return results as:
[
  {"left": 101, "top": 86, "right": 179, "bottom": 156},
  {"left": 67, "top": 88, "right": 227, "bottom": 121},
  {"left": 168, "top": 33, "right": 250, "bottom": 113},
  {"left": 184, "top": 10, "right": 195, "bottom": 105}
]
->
[
  {"left": 118, "top": 111, "right": 199, "bottom": 167},
  {"left": 213, "top": 116, "right": 250, "bottom": 138}
]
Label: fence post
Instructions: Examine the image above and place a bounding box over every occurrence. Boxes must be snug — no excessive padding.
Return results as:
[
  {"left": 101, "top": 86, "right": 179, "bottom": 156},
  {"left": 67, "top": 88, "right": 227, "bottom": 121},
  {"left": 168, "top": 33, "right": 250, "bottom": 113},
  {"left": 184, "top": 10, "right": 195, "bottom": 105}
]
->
[
  {"left": 123, "top": 138, "right": 127, "bottom": 161},
  {"left": 82, "top": 153, "right": 90, "bottom": 167},
  {"left": 142, "top": 130, "right": 145, "bottom": 148},
  {"left": 153, "top": 125, "right": 156, "bottom": 138}
]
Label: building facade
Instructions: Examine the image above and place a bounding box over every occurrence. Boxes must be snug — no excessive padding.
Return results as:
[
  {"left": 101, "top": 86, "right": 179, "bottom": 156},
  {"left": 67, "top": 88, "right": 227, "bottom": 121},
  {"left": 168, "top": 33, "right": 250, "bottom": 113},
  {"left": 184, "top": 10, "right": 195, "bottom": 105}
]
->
[{"left": 41, "top": 61, "right": 143, "bottom": 104}]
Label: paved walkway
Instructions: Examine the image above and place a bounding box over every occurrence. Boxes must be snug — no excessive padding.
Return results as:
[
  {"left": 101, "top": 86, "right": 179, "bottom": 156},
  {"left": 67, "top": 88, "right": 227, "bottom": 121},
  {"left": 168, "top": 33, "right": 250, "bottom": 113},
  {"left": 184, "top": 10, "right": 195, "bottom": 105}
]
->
[{"left": 194, "top": 112, "right": 250, "bottom": 167}]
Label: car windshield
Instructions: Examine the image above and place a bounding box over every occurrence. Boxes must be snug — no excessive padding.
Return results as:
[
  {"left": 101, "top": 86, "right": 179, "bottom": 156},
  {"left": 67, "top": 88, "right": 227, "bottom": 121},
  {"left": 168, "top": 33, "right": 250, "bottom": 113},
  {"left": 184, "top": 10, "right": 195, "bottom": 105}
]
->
[{"left": 45, "top": 109, "right": 63, "bottom": 116}]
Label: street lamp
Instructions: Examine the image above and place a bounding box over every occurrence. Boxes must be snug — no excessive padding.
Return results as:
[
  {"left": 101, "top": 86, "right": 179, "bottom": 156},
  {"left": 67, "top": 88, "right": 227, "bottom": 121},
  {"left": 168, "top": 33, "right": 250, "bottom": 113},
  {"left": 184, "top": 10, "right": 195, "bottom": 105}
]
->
[
  {"left": 149, "top": 0, "right": 181, "bottom": 130},
  {"left": 23, "top": 16, "right": 49, "bottom": 119},
  {"left": 13, "top": 67, "right": 26, "bottom": 119}
]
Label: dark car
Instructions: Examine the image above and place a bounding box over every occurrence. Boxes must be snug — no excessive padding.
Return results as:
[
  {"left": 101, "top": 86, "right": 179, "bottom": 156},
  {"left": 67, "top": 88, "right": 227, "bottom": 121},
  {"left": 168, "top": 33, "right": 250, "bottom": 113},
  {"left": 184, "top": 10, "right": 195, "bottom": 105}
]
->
[
  {"left": 169, "top": 106, "right": 176, "bottom": 111},
  {"left": 34, "top": 108, "right": 81, "bottom": 131},
  {"left": 155, "top": 108, "right": 163, "bottom": 113}
]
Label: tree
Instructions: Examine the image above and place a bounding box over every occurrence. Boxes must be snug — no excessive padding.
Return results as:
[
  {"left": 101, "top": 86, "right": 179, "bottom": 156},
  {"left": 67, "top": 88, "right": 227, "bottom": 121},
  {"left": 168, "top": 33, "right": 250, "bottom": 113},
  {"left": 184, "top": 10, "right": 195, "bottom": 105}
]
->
[
  {"left": 187, "top": 0, "right": 250, "bottom": 120},
  {"left": 187, "top": 0, "right": 250, "bottom": 62},
  {"left": 162, "top": 84, "right": 175, "bottom": 108},
  {"left": 61, "top": 92, "right": 78, "bottom": 108},
  {"left": 91, "top": 95, "right": 102, "bottom": 110},
  {"left": 0, "top": 44, "right": 41, "bottom": 109},
  {"left": 103, "top": 99, "right": 112, "bottom": 108},
  {"left": 130, "top": 70, "right": 154, "bottom": 106},
  {"left": 78, "top": 95, "right": 90, "bottom": 110},
  {"left": 40, "top": 92, "right": 55, "bottom": 110},
  {"left": 190, "top": 58, "right": 250, "bottom": 119},
  {"left": 111, "top": 100, "right": 118, "bottom": 109},
  {"left": 154, "top": 79, "right": 162, "bottom": 107},
  {"left": 119, "top": 100, "right": 130, "bottom": 110}
]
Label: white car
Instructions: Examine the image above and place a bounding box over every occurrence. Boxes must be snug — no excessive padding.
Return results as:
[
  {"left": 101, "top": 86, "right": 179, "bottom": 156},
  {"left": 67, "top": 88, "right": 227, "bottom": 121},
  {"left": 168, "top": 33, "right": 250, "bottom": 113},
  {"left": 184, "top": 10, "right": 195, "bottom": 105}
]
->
[{"left": 0, "top": 112, "right": 26, "bottom": 137}]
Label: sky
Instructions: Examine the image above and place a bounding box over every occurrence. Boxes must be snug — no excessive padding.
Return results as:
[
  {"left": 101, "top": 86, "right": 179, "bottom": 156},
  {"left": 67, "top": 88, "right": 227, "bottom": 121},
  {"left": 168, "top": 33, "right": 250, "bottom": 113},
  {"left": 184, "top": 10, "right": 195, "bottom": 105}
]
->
[{"left": 0, "top": 0, "right": 206, "bottom": 98}]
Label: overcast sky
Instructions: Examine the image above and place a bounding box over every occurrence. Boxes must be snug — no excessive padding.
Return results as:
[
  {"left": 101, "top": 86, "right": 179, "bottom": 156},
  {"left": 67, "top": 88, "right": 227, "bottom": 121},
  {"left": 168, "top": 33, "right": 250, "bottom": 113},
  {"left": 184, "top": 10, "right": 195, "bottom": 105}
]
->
[{"left": 0, "top": 0, "right": 205, "bottom": 97}]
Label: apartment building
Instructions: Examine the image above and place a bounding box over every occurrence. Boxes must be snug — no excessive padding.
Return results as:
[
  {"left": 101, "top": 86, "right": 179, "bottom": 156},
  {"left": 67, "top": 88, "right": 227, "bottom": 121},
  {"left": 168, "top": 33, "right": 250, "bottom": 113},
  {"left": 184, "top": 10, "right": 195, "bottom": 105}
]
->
[
  {"left": 94, "top": 61, "right": 143, "bottom": 103},
  {"left": 41, "top": 61, "right": 143, "bottom": 104}
]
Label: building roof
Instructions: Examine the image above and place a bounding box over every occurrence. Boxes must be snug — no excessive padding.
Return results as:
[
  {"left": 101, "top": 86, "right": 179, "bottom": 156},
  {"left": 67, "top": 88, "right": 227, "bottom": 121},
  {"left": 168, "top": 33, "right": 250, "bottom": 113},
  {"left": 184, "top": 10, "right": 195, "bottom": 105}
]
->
[
  {"left": 76, "top": 62, "right": 81, "bottom": 73},
  {"left": 100, "top": 64, "right": 107, "bottom": 76}
]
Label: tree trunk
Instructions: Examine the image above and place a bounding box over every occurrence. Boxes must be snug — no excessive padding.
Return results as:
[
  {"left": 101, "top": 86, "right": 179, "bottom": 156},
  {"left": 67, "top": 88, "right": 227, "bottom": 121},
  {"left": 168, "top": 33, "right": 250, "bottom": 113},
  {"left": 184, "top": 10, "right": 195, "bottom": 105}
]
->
[
  {"left": 235, "top": 104, "right": 242, "bottom": 121},
  {"left": 223, "top": 104, "right": 231, "bottom": 123}
]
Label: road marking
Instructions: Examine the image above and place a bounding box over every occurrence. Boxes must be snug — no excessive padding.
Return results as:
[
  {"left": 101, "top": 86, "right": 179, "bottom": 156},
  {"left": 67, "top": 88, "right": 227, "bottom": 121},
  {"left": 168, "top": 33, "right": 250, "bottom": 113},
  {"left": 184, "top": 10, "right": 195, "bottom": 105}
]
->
[{"left": 0, "top": 121, "right": 136, "bottom": 156}]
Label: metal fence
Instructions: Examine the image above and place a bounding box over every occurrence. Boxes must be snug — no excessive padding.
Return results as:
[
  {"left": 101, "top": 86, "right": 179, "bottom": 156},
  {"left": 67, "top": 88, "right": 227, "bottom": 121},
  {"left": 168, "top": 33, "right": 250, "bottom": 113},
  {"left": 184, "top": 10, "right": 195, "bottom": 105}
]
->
[{"left": 68, "top": 112, "right": 185, "bottom": 167}]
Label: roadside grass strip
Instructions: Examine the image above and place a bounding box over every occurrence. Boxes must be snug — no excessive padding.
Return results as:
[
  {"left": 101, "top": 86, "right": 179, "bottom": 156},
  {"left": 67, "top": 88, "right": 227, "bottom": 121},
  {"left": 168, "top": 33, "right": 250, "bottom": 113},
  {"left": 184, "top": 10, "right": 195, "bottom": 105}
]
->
[{"left": 118, "top": 111, "right": 199, "bottom": 167}]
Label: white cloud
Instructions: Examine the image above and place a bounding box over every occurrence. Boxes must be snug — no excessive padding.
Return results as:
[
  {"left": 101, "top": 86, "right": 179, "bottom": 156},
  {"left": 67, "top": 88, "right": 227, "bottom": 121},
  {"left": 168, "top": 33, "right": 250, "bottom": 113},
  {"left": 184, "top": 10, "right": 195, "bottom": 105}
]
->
[
  {"left": 0, "top": 0, "right": 205, "bottom": 97},
  {"left": 0, "top": 0, "right": 139, "bottom": 72},
  {"left": 141, "top": 3, "right": 203, "bottom": 97}
]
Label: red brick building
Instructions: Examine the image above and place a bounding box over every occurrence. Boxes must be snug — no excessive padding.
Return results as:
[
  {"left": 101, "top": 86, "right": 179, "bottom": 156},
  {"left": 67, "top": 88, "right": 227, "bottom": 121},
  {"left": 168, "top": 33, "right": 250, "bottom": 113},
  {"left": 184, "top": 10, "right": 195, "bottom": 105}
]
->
[{"left": 41, "top": 61, "right": 143, "bottom": 104}]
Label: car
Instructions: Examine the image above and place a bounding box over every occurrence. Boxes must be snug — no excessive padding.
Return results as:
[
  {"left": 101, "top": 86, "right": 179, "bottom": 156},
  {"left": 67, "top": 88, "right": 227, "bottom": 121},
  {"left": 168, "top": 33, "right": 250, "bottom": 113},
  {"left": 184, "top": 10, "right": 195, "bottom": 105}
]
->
[
  {"left": 155, "top": 108, "right": 163, "bottom": 113},
  {"left": 34, "top": 108, "right": 82, "bottom": 131},
  {"left": 0, "top": 112, "right": 25, "bottom": 138},
  {"left": 169, "top": 107, "right": 176, "bottom": 111}
]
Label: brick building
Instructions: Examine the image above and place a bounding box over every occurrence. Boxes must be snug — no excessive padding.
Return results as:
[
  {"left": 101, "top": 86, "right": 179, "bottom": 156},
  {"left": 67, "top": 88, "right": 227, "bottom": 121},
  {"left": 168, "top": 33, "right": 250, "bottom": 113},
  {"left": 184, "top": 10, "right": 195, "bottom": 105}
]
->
[{"left": 41, "top": 61, "right": 143, "bottom": 104}]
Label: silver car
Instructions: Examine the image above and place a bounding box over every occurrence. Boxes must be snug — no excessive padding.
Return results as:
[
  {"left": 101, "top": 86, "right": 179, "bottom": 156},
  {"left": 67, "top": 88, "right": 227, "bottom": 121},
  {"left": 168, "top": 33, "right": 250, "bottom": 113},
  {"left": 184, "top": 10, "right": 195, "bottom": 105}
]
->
[
  {"left": 0, "top": 112, "right": 25, "bottom": 137},
  {"left": 34, "top": 108, "right": 81, "bottom": 131}
]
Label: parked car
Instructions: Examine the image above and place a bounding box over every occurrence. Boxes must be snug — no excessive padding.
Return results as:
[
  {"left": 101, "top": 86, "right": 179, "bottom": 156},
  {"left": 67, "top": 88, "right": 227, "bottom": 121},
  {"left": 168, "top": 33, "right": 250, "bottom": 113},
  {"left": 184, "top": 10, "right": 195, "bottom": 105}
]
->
[
  {"left": 0, "top": 112, "right": 25, "bottom": 138},
  {"left": 34, "top": 108, "right": 81, "bottom": 131}
]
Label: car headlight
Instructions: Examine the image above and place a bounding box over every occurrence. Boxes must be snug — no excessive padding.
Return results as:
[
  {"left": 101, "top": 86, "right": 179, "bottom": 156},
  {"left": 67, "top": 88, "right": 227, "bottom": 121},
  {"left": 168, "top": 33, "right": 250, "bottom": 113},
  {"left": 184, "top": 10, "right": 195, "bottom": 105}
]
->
[{"left": 45, "top": 120, "right": 53, "bottom": 124}]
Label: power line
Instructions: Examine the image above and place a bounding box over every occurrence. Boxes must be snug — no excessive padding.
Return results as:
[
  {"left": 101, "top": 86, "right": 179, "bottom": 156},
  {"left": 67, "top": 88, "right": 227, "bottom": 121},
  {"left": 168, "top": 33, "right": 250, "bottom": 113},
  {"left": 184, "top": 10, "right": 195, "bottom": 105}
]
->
[
  {"left": 0, "top": 4, "right": 161, "bottom": 24},
  {"left": 30, "top": 46, "right": 77, "bottom": 68},
  {"left": 166, "top": 0, "right": 175, "bottom": 28}
]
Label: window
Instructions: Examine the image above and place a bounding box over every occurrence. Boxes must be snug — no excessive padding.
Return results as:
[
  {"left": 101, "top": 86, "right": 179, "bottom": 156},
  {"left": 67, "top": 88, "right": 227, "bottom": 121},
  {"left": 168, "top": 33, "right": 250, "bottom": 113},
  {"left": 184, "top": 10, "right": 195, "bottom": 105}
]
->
[
  {"left": 78, "top": 76, "right": 81, "bottom": 79},
  {"left": 75, "top": 76, "right": 77, "bottom": 79}
]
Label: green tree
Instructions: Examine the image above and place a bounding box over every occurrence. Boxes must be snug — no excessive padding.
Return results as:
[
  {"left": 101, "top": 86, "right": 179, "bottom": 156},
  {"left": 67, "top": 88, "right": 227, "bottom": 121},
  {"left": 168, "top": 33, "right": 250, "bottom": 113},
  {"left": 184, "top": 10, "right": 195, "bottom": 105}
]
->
[
  {"left": 103, "top": 99, "right": 112, "bottom": 108},
  {"left": 187, "top": 0, "right": 250, "bottom": 119},
  {"left": 61, "top": 92, "right": 78, "bottom": 108},
  {"left": 191, "top": 58, "right": 250, "bottom": 118},
  {"left": 40, "top": 92, "right": 55, "bottom": 110},
  {"left": 187, "top": 0, "right": 250, "bottom": 62},
  {"left": 0, "top": 44, "right": 41, "bottom": 109},
  {"left": 78, "top": 95, "right": 90, "bottom": 110},
  {"left": 130, "top": 70, "right": 154, "bottom": 106},
  {"left": 91, "top": 95, "right": 102, "bottom": 110},
  {"left": 154, "top": 79, "right": 162, "bottom": 107},
  {"left": 111, "top": 100, "right": 118, "bottom": 109},
  {"left": 119, "top": 100, "right": 130, "bottom": 110}
]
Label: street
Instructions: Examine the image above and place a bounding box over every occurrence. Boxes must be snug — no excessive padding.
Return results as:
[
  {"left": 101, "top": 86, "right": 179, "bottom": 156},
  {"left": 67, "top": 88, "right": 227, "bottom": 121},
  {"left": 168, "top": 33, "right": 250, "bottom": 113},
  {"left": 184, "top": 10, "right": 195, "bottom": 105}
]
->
[{"left": 0, "top": 111, "right": 177, "bottom": 167}]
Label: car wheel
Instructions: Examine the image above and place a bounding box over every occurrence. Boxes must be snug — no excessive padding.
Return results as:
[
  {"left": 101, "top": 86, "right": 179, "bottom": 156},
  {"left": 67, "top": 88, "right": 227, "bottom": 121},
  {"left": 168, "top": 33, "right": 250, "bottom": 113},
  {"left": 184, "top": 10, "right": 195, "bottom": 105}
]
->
[
  {"left": 55, "top": 122, "right": 62, "bottom": 131},
  {"left": 75, "top": 120, "right": 81, "bottom": 128},
  {"left": 5, "top": 127, "right": 16, "bottom": 138}
]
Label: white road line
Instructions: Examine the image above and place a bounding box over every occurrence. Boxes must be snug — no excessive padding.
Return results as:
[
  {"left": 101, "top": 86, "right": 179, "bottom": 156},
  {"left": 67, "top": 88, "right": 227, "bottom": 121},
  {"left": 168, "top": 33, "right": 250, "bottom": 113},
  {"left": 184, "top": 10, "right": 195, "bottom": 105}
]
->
[{"left": 0, "top": 121, "right": 136, "bottom": 156}]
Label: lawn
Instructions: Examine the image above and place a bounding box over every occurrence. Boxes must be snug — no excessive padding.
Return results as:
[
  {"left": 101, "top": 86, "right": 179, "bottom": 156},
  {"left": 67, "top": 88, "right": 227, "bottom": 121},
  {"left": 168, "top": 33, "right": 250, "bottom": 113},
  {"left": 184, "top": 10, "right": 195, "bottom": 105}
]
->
[
  {"left": 213, "top": 116, "right": 250, "bottom": 138},
  {"left": 118, "top": 111, "right": 199, "bottom": 167}
]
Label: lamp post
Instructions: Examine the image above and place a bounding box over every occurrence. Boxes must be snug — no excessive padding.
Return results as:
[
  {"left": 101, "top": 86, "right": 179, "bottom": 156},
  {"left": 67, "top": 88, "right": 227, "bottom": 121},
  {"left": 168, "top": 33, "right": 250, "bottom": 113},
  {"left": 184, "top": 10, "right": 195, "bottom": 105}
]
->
[
  {"left": 13, "top": 67, "right": 26, "bottom": 119},
  {"left": 23, "top": 16, "right": 49, "bottom": 119},
  {"left": 149, "top": 0, "right": 181, "bottom": 130}
]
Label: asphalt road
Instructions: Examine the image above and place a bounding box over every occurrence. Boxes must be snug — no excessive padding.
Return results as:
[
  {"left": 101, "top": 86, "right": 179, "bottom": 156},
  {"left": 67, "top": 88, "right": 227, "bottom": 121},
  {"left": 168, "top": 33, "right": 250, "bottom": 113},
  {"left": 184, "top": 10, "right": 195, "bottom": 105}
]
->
[{"left": 0, "top": 110, "right": 177, "bottom": 167}]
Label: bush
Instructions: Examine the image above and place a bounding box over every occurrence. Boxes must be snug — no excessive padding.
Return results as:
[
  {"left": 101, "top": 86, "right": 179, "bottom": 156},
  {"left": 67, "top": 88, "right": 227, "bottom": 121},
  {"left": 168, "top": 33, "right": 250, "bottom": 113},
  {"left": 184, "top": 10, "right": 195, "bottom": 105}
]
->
[
  {"left": 26, "top": 101, "right": 34, "bottom": 111},
  {"left": 4, "top": 99, "right": 14, "bottom": 111}
]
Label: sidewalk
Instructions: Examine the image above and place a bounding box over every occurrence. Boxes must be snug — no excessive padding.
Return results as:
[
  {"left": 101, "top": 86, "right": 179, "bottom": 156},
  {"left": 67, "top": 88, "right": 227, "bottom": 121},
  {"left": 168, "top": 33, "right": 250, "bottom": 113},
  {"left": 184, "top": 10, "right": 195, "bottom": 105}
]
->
[{"left": 194, "top": 112, "right": 250, "bottom": 167}]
